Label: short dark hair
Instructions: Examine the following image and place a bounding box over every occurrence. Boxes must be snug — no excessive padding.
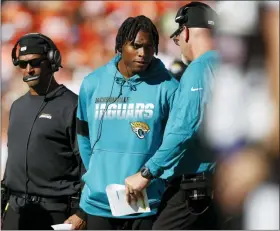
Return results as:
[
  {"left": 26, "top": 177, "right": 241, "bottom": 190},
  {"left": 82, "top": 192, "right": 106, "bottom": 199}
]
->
[{"left": 115, "top": 15, "right": 159, "bottom": 55}]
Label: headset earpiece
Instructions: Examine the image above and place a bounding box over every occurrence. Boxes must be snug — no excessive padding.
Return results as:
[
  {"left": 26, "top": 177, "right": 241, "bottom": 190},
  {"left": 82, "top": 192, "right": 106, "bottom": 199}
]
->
[
  {"left": 11, "top": 33, "right": 62, "bottom": 73},
  {"left": 12, "top": 44, "right": 19, "bottom": 66}
]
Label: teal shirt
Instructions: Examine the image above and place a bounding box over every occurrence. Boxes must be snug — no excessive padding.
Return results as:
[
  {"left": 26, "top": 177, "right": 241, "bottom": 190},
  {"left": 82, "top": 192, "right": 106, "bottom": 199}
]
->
[
  {"left": 77, "top": 54, "right": 178, "bottom": 217},
  {"left": 145, "top": 50, "right": 219, "bottom": 180}
]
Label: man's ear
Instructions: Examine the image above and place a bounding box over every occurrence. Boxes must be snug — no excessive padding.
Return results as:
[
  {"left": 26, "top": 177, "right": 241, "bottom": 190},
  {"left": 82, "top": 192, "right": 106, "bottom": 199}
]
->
[{"left": 183, "top": 26, "right": 189, "bottom": 43}]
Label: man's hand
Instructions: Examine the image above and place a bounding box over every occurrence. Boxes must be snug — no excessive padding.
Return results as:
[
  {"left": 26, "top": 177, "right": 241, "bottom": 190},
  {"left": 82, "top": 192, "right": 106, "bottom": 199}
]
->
[
  {"left": 125, "top": 172, "right": 151, "bottom": 204},
  {"left": 64, "top": 214, "right": 86, "bottom": 230}
]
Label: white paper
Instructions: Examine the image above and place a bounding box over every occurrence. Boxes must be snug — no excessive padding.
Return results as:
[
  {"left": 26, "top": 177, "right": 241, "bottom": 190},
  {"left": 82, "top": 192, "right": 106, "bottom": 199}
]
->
[
  {"left": 51, "top": 223, "right": 72, "bottom": 230},
  {"left": 106, "top": 184, "right": 151, "bottom": 217}
]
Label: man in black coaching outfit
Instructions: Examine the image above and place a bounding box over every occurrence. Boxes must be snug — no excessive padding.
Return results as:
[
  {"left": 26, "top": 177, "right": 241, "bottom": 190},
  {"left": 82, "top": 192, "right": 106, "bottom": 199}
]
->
[{"left": 1, "top": 33, "right": 86, "bottom": 230}]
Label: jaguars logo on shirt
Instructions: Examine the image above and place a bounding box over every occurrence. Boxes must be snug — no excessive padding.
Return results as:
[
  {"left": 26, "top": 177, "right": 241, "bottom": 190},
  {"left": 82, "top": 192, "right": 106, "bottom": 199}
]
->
[{"left": 130, "top": 122, "right": 150, "bottom": 139}]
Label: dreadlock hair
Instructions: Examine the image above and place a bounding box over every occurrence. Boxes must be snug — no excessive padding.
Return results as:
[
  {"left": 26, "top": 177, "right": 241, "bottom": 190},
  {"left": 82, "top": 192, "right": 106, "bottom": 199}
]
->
[{"left": 115, "top": 15, "right": 159, "bottom": 55}]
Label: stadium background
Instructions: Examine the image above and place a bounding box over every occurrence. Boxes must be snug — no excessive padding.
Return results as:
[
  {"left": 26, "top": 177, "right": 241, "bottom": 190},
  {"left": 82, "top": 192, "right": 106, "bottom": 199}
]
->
[
  {"left": 1, "top": 2, "right": 278, "bottom": 229},
  {"left": 2, "top": 1, "right": 215, "bottom": 156},
  {"left": 2, "top": 1, "right": 216, "bottom": 176}
]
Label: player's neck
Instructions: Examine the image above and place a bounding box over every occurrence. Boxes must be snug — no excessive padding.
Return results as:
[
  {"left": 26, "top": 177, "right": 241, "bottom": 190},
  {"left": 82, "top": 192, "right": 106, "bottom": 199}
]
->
[
  {"left": 29, "top": 80, "right": 59, "bottom": 96},
  {"left": 118, "top": 59, "right": 133, "bottom": 79},
  {"left": 192, "top": 41, "right": 214, "bottom": 60}
]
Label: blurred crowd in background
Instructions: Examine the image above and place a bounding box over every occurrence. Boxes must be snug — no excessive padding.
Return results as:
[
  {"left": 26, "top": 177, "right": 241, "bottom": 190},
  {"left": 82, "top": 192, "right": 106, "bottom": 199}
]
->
[
  {"left": 1, "top": 1, "right": 279, "bottom": 230},
  {"left": 1, "top": 0, "right": 200, "bottom": 151}
]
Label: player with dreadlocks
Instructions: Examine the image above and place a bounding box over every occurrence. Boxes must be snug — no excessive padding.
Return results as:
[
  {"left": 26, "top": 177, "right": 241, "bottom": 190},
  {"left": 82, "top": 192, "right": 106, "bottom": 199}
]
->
[
  {"left": 115, "top": 15, "right": 159, "bottom": 53},
  {"left": 115, "top": 15, "right": 159, "bottom": 77},
  {"left": 76, "top": 15, "right": 178, "bottom": 230}
]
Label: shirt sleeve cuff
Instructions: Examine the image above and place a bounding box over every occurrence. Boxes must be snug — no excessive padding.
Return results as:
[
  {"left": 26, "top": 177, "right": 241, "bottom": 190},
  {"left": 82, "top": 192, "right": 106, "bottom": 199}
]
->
[
  {"left": 145, "top": 159, "right": 163, "bottom": 178},
  {"left": 75, "top": 208, "right": 87, "bottom": 221}
]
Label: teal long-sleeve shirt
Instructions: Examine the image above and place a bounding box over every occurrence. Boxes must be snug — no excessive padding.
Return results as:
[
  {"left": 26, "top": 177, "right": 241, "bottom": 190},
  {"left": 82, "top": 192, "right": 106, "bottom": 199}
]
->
[{"left": 145, "top": 50, "right": 219, "bottom": 179}]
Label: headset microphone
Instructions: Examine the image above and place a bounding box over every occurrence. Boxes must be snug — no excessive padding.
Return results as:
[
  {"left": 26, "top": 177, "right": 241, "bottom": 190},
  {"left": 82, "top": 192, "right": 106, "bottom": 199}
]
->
[{"left": 23, "top": 75, "right": 40, "bottom": 82}]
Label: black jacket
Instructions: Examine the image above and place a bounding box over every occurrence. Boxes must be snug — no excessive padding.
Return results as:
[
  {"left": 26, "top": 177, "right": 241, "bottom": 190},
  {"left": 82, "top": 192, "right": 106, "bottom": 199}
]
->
[{"left": 4, "top": 85, "right": 84, "bottom": 198}]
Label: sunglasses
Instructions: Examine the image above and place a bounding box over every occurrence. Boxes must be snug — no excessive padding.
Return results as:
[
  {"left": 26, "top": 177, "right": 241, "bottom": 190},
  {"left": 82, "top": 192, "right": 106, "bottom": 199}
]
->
[
  {"left": 18, "top": 58, "right": 46, "bottom": 69},
  {"left": 173, "top": 26, "right": 185, "bottom": 46}
]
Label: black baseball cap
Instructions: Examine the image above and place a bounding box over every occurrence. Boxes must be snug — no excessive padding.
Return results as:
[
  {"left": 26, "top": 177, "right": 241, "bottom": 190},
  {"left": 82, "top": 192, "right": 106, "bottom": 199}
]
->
[
  {"left": 18, "top": 37, "right": 49, "bottom": 56},
  {"left": 170, "top": 2, "right": 218, "bottom": 38}
]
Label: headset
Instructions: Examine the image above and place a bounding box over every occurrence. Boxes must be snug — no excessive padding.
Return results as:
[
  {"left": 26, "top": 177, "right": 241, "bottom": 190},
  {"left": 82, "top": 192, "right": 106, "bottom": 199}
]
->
[{"left": 11, "top": 33, "right": 62, "bottom": 75}]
